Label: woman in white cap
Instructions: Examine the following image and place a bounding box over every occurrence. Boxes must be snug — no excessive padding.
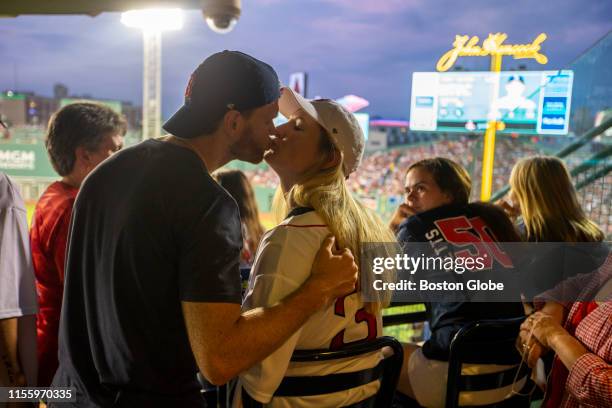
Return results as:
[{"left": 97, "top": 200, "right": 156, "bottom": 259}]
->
[{"left": 235, "top": 88, "right": 397, "bottom": 407}]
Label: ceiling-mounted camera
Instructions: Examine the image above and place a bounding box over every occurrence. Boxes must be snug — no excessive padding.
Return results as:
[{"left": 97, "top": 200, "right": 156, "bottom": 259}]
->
[{"left": 202, "top": 0, "right": 241, "bottom": 34}]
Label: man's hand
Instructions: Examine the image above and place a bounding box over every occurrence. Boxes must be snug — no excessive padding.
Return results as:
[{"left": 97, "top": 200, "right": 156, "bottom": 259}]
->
[
  {"left": 183, "top": 239, "right": 357, "bottom": 385},
  {"left": 389, "top": 203, "right": 413, "bottom": 233},
  {"left": 306, "top": 236, "right": 358, "bottom": 306}
]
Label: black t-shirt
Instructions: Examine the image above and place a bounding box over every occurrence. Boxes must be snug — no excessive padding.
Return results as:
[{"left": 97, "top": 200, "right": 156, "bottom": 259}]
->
[
  {"left": 51, "top": 139, "right": 242, "bottom": 407},
  {"left": 397, "top": 204, "right": 524, "bottom": 361}
]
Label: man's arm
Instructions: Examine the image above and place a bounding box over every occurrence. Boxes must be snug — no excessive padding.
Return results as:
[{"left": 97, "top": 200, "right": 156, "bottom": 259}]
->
[
  {"left": 182, "top": 236, "right": 357, "bottom": 385},
  {"left": 0, "top": 318, "right": 26, "bottom": 387},
  {"left": 17, "top": 314, "right": 37, "bottom": 386},
  {"left": 0, "top": 180, "right": 38, "bottom": 388}
]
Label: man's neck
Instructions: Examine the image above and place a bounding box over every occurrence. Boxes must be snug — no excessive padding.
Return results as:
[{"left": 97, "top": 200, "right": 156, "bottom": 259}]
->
[
  {"left": 164, "top": 134, "right": 231, "bottom": 173},
  {"left": 61, "top": 174, "right": 82, "bottom": 189}
]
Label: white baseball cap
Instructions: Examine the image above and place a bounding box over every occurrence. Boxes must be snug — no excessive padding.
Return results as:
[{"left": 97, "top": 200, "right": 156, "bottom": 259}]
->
[{"left": 278, "top": 87, "right": 365, "bottom": 176}]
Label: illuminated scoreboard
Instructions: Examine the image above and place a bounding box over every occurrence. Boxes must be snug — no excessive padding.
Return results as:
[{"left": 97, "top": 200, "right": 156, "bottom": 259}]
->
[{"left": 410, "top": 70, "right": 574, "bottom": 135}]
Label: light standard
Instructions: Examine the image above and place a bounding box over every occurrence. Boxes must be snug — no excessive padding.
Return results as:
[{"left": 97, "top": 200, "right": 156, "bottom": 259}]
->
[{"left": 121, "top": 9, "right": 184, "bottom": 140}]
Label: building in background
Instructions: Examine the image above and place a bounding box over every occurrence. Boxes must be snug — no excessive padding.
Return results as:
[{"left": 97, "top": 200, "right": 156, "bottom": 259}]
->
[
  {"left": 0, "top": 84, "right": 141, "bottom": 202},
  {"left": 0, "top": 83, "right": 141, "bottom": 130}
]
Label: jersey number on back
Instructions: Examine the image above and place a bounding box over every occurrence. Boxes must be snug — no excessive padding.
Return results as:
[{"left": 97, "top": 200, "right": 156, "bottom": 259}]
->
[
  {"left": 330, "top": 294, "right": 377, "bottom": 350},
  {"left": 434, "top": 215, "right": 513, "bottom": 269}
]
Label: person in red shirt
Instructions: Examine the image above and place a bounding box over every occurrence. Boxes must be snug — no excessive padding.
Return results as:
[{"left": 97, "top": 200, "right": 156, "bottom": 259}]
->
[
  {"left": 30, "top": 102, "right": 126, "bottom": 386},
  {"left": 519, "top": 255, "right": 611, "bottom": 408}
]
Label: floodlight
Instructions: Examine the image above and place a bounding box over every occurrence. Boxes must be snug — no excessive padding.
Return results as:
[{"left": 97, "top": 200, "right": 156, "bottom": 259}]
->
[{"left": 121, "top": 8, "right": 184, "bottom": 32}]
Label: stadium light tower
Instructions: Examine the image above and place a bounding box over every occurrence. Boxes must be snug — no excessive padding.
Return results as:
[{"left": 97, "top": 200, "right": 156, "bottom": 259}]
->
[{"left": 121, "top": 9, "right": 184, "bottom": 140}]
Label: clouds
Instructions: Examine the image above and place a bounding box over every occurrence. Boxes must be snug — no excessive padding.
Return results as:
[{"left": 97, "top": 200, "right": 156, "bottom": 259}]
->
[
  {"left": 0, "top": 14, "right": 142, "bottom": 99},
  {"left": 327, "top": 0, "right": 422, "bottom": 14},
  {"left": 0, "top": 0, "right": 610, "bottom": 118}
]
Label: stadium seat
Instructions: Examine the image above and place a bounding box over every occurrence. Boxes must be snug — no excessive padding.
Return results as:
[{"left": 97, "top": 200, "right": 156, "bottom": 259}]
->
[
  {"left": 445, "top": 317, "right": 533, "bottom": 408},
  {"left": 198, "top": 373, "right": 228, "bottom": 407},
  {"left": 241, "top": 336, "right": 404, "bottom": 408}
]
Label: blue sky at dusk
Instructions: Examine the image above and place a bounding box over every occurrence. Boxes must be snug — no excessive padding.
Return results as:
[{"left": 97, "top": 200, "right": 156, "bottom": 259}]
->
[{"left": 0, "top": 0, "right": 610, "bottom": 119}]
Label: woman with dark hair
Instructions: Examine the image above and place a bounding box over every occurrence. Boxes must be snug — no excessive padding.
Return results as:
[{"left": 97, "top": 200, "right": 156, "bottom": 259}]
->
[
  {"left": 214, "top": 169, "right": 265, "bottom": 268},
  {"left": 389, "top": 157, "right": 471, "bottom": 234},
  {"left": 393, "top": 157, "right": 525, "bottom": 407}
]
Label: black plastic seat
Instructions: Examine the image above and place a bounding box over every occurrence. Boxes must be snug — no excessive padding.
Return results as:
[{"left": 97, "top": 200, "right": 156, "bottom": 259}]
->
[
  {"left": 242, "top": 336, "right": 404, "bottom": 408},
  {"left": 445, "top": 317, "right": 532, "bottom": 408}
]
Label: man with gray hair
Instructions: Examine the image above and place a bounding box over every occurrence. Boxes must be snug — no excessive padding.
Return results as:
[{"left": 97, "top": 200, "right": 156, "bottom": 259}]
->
[{"left": 31, "top": 102, "right": 126, "bottom": 386}]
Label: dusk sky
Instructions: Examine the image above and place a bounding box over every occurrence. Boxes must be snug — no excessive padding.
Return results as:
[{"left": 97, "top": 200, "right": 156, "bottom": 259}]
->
[{"left": 0, "top": 0, "right": 610, "bottom": 119}]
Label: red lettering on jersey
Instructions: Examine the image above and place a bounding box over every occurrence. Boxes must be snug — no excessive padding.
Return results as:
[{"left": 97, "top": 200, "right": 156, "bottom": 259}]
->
[
  {"left": 355, "top": 309, "right": 377, "bottom": 342},
  {"left": 330, "top": 329, "right": 346, "bottom": 350},
  {"left": 434, "top": 215, "right": 513, "bottom": 269},
  {"left": 334, "top": 295, "right": 347, "bottom": 317},
  {"left": 468, "top": 216, "right": 514, "bottom": 268},
  {"left": 330, "top": 295, "right": 377, "bottom": 350}
]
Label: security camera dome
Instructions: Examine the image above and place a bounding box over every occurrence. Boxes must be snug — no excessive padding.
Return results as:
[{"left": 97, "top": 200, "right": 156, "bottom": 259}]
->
[
  {"left": 202, "top": 0, "right": 241, "bottom": 34},
  {"left": 205, "top": 15, "right": 238, "bottom": 34}
]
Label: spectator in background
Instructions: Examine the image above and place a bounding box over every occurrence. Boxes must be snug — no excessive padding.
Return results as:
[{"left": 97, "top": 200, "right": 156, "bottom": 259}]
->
[
  {"left": 214, "top": 169, "right": 265, "bottom": 268},
  {"left": 502, "top": 156, "right": 604, "bottom": 243},
  {"left": 499, "top": 156, "right": 606, "bottom": 298},
  {"left": 30, "top": 102, "right": 126, "bottom": 386},
  {"left": 518, "top": 254, "right": 611, "bottom": 408},
  {"left": 393, "top": 158, "right": 524, "bottom": 407},
  {"left": 0, "top": 172, "right": 38, "bottom": 388}
]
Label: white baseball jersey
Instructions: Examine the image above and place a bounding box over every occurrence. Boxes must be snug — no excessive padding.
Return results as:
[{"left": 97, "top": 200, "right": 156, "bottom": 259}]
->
[{"left": 235, "top": 210, "right": 383, "bottom": 408}]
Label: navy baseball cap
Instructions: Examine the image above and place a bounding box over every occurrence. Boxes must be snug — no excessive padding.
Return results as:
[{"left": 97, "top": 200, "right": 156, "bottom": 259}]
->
[{"left": 163, "top": 50, "right": 280, "bottom": 139}]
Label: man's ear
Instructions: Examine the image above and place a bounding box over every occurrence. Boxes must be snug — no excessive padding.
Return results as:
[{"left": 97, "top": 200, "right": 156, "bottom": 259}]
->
[
  {"left": 72, "top": 145, "right": 96, "bottom": 174},
  {"left": 222, "top": 110, "right": 243, "bottom": 135},
  {"left": 75, "top": 146, "right": 91, "bottom": 166}
]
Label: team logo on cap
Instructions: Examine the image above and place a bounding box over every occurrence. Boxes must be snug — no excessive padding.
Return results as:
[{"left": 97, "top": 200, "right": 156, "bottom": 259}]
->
[{"left": 184, "top": 73, "right": 195, "bottom": 103}]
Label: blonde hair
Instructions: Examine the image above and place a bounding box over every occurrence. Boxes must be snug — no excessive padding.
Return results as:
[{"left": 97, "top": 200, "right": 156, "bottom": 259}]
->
[
  {"left": 273, "top": 129, "right": 397, "bottom": 314},
  {"left": 510, "top": 156, "right": 604, "bottom": 242}
]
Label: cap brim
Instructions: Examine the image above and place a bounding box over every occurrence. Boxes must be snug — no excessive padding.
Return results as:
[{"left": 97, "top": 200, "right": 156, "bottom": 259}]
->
[
  {"left": 163, "top": 105, "right": 204, "bottom": 139},
  {"left": 278, "top": 87, "right": 320, "bottom": 125}
]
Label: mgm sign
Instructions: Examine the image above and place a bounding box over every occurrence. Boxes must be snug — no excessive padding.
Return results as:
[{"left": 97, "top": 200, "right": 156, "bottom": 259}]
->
[{"left": 0, "top": 149, "right": 36, "bottom": 170}]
